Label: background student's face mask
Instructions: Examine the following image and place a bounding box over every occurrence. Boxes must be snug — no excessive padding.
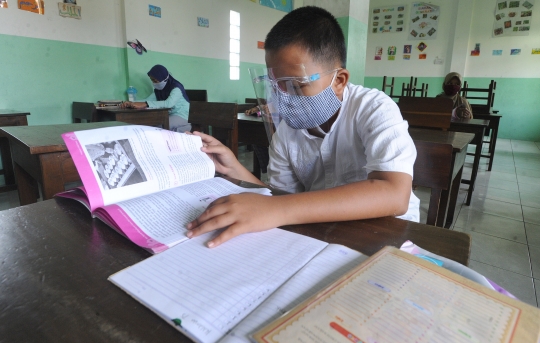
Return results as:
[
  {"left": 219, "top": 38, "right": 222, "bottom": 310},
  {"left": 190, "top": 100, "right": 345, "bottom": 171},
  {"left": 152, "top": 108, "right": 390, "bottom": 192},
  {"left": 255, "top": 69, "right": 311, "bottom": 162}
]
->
[
  {"left": 276, "top": 71, "right": 341, "bottom": 130},
  {"left": 443, "top": 84, "right": 461, "bottom": 96},
  {"left": 153, "top": 76, "right": 169, "bottom": 90}
]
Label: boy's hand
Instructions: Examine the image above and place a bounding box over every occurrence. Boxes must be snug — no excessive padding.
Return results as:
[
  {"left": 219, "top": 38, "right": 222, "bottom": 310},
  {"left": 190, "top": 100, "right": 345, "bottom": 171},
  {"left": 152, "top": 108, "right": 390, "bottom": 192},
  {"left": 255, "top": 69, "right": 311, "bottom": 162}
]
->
[
  {"left": 186, "top": 193, "right": 282, "bottom": 247},
  {"left": 192, "top": 131, "right": 242, "bottom": 176}
]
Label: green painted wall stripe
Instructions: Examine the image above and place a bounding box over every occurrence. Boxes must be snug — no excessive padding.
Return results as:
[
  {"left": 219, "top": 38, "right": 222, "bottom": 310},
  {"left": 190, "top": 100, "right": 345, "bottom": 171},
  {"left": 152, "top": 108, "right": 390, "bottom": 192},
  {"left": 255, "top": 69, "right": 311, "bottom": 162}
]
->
[
  {"left": 365, "top": 76, "right": 540, "bottom": 141},
  {"left": 0, "top": 33, "right": 127, "bottom": 126}
]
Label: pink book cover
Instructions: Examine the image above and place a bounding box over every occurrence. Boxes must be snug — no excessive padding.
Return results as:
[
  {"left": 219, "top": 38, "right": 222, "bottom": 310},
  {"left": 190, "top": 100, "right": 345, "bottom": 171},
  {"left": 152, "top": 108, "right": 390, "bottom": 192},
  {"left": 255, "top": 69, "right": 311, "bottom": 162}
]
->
[{"left": 61, "top": 132, "right": 104, "bottom": 211}]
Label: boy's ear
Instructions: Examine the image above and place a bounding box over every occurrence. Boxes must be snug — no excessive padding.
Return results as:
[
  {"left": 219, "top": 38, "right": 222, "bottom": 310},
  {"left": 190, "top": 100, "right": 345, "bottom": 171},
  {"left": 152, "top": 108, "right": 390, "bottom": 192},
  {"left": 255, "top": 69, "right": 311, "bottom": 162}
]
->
[{"left": 333, "top": 68, "right": 350, "bottom": 100}]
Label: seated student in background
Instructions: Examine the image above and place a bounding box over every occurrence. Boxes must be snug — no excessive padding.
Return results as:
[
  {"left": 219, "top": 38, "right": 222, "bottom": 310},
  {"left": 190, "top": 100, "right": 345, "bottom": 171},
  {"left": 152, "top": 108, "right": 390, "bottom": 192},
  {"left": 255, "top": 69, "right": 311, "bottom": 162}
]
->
[
  {"left": 186, "top": 6, "right": 419, "bottom": 248},
  {"left": 436, "top": 72, "right": 473, "bottom": 119},
  {"left": 121, "top": 64, "right": 191, "bottom": 132}
]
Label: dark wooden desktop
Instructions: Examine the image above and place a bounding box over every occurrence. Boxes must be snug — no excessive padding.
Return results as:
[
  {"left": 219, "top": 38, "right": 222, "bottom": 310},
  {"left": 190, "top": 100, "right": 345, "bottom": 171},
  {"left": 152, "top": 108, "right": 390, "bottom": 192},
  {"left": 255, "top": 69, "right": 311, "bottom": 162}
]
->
[
  {"left": 0, "top": 122, "right": 128, "bottom": 205},
  {"left": 0, "top": 109, "right": 30, "bottom": 192},
  {"left": 0, "top": 188, "right": 470, "bottom": 342}
]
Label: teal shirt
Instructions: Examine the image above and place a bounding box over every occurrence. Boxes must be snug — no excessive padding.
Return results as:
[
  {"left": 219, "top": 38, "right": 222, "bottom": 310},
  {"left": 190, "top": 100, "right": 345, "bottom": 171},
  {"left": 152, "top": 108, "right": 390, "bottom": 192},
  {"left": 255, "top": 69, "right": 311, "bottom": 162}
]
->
[{"left": 144, "top": 88, "right": 190, "bottom": 120}]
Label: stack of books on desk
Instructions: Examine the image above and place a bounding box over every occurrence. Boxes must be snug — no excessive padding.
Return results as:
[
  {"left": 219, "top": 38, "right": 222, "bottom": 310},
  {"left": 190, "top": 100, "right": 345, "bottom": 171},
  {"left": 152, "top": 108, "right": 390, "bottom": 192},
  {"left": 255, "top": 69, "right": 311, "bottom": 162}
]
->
[{"left": 96, "top": 100, "right": 123, "bottom": 108}]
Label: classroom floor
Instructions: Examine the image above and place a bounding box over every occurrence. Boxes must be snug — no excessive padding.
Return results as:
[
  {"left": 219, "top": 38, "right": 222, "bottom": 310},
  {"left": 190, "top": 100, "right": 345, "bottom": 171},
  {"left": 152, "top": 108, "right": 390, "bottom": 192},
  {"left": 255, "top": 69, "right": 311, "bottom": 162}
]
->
[{"left": 0, "top": 139, "right": 538, "bottom": 307}]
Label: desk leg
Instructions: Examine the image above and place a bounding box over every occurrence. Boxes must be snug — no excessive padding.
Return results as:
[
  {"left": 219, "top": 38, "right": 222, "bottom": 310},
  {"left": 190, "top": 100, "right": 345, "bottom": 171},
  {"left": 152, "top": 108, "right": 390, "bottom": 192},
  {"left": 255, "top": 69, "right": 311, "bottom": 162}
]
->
[
  {"left": 14, "top": 162, "right": 39, "bottom": 205},
  {"left": 0, "top": 136, "right": 16, "bottom": 186},
  {"left": 487, "top": 125, "right": 498, "bottom": 171},
  {"left": 426, "top": 189, "right": 442, "bottom": 226},
  {"left": 39, "top": 154, "right": 69, "bottom": 201},
  {"left": 464, "top": 138, "right": 483, "bottom": 206},
  {"left": 445, "top": 166, "right": 464, "bottom": 228},
  {"left": 252, "top": 151, "right": 261, "bottom": 180}
]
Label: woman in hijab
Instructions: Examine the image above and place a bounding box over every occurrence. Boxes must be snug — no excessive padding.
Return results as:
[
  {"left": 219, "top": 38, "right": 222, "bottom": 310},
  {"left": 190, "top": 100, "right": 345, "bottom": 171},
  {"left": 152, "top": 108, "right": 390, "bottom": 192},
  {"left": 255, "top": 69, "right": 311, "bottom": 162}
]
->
[
  {"left": 436, "top": 72, "right": 473, "bottom": 119},
  {"left": 122, "top": 64, "right": 191, "bottom": 132}
]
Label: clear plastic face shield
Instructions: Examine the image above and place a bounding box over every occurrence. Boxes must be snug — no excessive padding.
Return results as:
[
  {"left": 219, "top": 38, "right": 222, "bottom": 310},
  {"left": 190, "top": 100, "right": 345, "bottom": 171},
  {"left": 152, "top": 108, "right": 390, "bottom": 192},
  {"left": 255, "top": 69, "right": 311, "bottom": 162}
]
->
[{"left": 249, "top": 64, "right": 342, "bottom": 144}]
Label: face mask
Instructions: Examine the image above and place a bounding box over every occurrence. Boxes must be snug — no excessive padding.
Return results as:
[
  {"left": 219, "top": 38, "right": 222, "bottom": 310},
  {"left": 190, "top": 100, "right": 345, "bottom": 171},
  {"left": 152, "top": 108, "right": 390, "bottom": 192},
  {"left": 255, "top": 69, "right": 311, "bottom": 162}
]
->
[
  {"left": 276, "top": 72, "right": 341, "bottom": 130},
  {"left": 443, "top": 84, "right": 461, "bottom": 96},
  {"left": 153, "top": 76, "right": 169, "bottom": 90}
]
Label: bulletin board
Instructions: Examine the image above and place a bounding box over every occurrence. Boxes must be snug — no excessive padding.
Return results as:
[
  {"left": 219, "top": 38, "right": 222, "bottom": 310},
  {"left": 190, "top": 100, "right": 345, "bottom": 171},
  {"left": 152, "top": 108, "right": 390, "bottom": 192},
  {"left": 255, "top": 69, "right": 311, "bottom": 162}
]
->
[
  {"left": 492, "top": 0, "right": 534, "bottom": 37},
  {"left": 370, "top": 5, "right": 407, "bottom": 34},
  {"left": 408, "top": 2, "right": 440, "bottom": 40}
]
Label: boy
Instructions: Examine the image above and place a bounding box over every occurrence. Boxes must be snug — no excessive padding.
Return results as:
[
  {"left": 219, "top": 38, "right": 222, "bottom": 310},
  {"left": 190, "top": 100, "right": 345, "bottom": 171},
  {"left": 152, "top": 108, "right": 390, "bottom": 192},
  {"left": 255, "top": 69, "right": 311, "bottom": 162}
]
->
[{"left": 187, "top": 6, "right": 419, "bottom": 247}]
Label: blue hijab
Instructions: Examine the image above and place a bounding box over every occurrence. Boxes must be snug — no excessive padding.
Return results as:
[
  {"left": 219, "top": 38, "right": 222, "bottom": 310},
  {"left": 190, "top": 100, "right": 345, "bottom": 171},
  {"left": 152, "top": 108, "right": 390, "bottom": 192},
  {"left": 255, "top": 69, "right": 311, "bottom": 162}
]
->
[{"left": 147, "top": 65, "right": 190, "bottom": 103}]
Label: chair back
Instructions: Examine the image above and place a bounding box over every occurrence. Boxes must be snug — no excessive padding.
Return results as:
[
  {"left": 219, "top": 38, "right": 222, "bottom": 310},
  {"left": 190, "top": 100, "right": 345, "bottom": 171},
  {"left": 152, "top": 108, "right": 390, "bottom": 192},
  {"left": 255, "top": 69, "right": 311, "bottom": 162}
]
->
[
  {"left": 461, "top": 80, "right": 496, "bottom": 114},
  {"left": 72, "top": 102, "right": 97, "bottom": 123},
  {"left": 398, "top": 97, "right": 453, "bottom": 130},
  {"left": 188, "top": 102, "right": 238, "bottom": 156},
  {"left": 185, "top": 89, "right": 208, "bottom": 102},
  {"left": 245, "top": 98, "right": 258, "bottom": 104},
  {"left": 382, "top": 76, "right": 400, "bottom": 100}
]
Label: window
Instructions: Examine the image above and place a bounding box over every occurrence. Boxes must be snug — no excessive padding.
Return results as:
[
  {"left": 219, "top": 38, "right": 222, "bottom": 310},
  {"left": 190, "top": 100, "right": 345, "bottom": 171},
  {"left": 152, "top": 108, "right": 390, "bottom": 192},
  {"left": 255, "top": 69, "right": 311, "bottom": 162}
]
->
[{"left": 230, "top": 11, "right": 240, "bottom": 80}]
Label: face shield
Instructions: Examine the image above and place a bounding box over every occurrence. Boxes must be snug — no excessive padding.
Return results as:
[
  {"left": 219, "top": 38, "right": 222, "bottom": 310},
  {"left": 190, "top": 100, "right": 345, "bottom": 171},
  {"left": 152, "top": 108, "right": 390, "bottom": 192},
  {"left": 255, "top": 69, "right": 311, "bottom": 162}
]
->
[{"left": 249, "top": 64, "right": 342, "bottom": 144}]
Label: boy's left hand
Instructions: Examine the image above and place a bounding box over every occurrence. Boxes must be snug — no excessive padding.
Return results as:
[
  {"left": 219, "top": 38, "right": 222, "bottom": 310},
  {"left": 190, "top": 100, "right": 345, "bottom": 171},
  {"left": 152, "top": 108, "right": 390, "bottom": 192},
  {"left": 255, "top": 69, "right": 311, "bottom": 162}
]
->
[{"left": 186, "top": 193, "right": 283, "bottom": 248}]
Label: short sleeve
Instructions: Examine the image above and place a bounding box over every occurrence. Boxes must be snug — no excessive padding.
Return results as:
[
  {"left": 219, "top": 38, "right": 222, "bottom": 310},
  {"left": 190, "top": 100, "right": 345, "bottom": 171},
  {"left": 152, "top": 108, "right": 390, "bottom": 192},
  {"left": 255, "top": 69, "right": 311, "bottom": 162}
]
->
[{"left": 358, "top": 97, "right": 416, "bottom": 177}]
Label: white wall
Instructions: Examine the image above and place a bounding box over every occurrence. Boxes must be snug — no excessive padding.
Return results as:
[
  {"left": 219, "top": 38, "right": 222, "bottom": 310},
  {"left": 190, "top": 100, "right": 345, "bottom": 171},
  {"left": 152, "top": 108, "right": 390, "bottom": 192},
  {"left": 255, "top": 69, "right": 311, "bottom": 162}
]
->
[
  {"left": 365, "top": 0, "right": 540, "bottom": 78},
  {"left": 0, "top": 0, "right": 125, "bottom": 47},
  {"left": 123, "top": 0, "right": 285, "bottom": 64},
  {"left": 365, "top": 0, "right": 459, "bottom": 77},
  {"left": 464, "top": 0, "right": 540, "bottom": 78}
]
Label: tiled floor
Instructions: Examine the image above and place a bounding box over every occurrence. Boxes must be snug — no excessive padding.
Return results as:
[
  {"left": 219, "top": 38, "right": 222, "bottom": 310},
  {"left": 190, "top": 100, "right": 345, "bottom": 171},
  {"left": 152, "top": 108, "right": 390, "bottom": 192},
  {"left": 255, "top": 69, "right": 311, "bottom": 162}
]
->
[{"left": 1, "top": 139, "right": 538, "bottom": 307}]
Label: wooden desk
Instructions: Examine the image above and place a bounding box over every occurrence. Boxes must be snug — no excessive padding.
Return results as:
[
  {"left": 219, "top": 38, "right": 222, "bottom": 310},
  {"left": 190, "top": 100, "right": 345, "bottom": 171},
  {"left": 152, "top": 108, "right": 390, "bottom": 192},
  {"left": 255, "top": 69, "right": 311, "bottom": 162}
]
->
[
  {"left": 0, "top": 195, "right": 470, "bottom": 342},
  {"left": 450, "top": 118, "right": 489, "bottom": 206},
  {"left": 0, "top": 109, "right": 30, "bottom": 192},
  {"left": 95, "top": 107, "right": 170, "bottom": 130},
  {"left": 409, "top": 128, "right": 474, "bottom": 228},
  {"left": 237, "top": 113, "right": 268, "bottom": 178},
  {"left": 472, "top": 113, "right": 502, "bottom": 171},
  {"left": 1, "top": 122, "right": 128, "bottom": 206}
]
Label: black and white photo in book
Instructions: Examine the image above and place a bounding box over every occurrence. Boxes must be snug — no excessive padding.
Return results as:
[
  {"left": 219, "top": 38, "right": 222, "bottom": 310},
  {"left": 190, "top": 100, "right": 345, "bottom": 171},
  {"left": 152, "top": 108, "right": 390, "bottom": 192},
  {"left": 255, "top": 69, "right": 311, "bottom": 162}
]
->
[{"left": 85, "top": 140, "right": 147, "bottom": 190}]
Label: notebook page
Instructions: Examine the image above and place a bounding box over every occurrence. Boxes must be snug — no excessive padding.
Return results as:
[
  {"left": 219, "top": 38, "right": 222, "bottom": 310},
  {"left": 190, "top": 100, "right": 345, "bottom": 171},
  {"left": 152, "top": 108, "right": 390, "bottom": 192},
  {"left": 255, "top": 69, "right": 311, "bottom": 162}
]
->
[
  {"left": 271, "top": 253, "right": 519, "bottom": 343},
  {"left": 219, "top": 244, "right": 368, "bottom": 343},
  {"left": 109, "top": 228, "right": 328, "bottom": 343}
]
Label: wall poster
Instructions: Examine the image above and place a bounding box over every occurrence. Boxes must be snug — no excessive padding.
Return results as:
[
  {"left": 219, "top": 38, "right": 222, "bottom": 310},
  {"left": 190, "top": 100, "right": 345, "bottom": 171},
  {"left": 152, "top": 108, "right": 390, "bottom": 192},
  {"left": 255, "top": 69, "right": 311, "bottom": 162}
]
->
[
  {"left": 493, "top": 0, "right": 534, "bottom": 37},
  {"left": 408, "top": 2, "right": 440, "bottom": 40},
  {"left": 259, "top": 0, "right": 292, "bottom": 13},
  {"left": 18, "top": 0, "right": 44, "bottom": 14},
  {"left": 370, "top": 5, "right": 406, "bottom": 33}
]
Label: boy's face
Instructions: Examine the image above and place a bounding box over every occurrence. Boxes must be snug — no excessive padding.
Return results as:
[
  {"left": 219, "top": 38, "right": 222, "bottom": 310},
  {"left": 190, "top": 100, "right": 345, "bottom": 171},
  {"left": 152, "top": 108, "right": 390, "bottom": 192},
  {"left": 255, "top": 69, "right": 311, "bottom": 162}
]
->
[{"left": 265, "top": 44, "right": 349, "bottom": 100}]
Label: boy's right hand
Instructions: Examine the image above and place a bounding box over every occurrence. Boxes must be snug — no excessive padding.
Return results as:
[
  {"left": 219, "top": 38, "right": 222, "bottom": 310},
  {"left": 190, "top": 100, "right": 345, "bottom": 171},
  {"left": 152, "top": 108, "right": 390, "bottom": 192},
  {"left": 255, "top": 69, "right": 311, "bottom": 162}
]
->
[{"left": 192, "top": 131, "right": 242, "bottom": 176}]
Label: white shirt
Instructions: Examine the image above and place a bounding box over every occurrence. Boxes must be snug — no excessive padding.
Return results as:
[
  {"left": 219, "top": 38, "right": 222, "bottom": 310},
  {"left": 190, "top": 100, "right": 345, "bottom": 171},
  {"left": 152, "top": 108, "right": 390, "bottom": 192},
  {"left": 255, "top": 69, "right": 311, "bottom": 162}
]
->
[{"left": 268, "top": 83, "right": 420, "bottom": 222}]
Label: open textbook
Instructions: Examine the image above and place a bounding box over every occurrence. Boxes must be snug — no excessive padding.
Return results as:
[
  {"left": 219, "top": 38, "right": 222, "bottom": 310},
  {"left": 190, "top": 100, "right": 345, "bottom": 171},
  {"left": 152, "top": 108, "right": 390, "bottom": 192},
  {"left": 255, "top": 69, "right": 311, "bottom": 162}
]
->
[{"left": 58, "top": 125, "right": 271, "bottom": 253}]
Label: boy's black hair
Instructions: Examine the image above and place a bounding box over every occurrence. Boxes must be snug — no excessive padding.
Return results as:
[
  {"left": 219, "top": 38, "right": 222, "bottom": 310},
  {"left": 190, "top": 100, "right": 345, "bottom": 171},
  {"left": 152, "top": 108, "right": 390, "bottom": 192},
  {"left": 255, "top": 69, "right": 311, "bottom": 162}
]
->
[{"left": 265, "top": 6, "right": 347, "bottom": 68}]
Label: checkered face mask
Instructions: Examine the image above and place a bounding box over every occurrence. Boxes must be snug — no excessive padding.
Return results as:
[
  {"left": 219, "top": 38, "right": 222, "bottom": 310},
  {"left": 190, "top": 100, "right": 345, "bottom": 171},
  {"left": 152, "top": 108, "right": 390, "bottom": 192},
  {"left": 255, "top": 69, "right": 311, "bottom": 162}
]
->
[{"left": 276, "top": 72, "right": 342, "bottom": 130}]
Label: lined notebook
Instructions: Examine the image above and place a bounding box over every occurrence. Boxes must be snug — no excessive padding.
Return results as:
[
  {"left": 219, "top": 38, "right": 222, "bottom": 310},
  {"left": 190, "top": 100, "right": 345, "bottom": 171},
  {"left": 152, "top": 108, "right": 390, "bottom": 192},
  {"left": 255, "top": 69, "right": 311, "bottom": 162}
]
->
[{"left": 109, "top": 228, "right": 368, "bottom": 343}]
